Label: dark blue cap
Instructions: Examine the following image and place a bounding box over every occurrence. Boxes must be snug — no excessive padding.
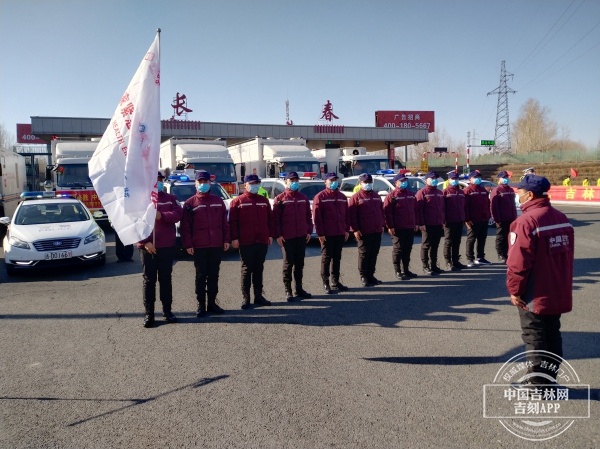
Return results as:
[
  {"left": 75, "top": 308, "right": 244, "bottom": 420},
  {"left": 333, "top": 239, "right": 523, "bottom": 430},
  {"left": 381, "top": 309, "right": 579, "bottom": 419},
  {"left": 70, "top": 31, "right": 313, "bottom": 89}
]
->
[
  {"left": 468, "top": 170, "right": 481, "bottom": 178},
  {"left": 195, "top": 171, "right": 211, "bottom": 181},
  {"left": 510, "top": 174, "right": 551, "bottom": 195},
  {"left": 285, "top": 171, "right": 299, "bottom": 180},
  {"left": 244, "top": 174, "right": 260, "bottom": 183},
  {"left": 358, "top": 173, "right": 373, "bottom": 183},
  {"left": 497, "top": 171, "right": 509, "bottom": 178},
  {"left": 392, "top": 173, "right": 408, "bottom": 183},
  {"left": 157, "top": 171, "right": 164, "bottom": 178},
  {"left": 424, "top": 171, "right": 438, "bottom": 179},
  {"left": 447, "top": 170, "right": 459, "bottom": 179},
  {"left": 323, "top": 172, "right": 338, "bottom": 181}
]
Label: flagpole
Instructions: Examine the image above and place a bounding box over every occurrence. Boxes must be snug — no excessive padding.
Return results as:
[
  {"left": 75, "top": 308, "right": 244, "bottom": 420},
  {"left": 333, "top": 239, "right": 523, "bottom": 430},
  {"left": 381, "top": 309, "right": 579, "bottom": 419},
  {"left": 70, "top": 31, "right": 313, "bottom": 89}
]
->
[{"left": 154, "top": 27, "right": 160, "bottom": 256}]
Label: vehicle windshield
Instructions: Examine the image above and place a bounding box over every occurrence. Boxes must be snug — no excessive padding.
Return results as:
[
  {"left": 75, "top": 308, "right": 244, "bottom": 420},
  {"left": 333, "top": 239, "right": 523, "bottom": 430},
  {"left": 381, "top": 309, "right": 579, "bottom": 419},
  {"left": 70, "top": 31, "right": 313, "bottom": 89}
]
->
[
  {"left": 352, "top": 159, "right": 389, "bottom": 176},
  {"left": 15, "top": 203, "right": 90, "bottom": 225},
  {"left": 281, "top": 161, "right": 320, "bottom": 175},
  {"left": 169, "top": 183, "right": 231, "bottom": 203},
  {"left": 298, "top": 182, "right": 327, "bottom": 200},
  {"left": 187, "top": 163, "right": 236, "bottom": 182},
  {"left": 57, "top": 164, "right": 93, "bottom": 187}
]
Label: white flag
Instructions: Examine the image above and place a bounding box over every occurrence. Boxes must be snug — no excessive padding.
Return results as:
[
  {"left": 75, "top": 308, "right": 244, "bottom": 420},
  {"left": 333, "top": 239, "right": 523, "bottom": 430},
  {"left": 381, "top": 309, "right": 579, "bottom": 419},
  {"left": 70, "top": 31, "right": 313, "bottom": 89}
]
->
[{"left": 89, "top": 32, "right": 161, "bottom": 246}]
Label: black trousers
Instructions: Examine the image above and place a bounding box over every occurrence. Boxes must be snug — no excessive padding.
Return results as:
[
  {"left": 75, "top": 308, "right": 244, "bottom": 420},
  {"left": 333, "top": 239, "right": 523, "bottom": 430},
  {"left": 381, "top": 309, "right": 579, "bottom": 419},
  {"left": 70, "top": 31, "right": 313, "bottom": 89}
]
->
[
  {"left": 239, "top": 243, "right": 268, "bottom": 298},
  {"left": 321, "top": 234, "right": 345, "bottom": 282},
  {"left": 420, "top": 224, "right": 443, "bottom": 268},
  {"left": 519, "top": 308, "right": 563, "bottom": 381},
  {"left": 495, "top": 220, "right": 513, "bottom": 258},
  {"left": 282, "top": 237, "right": 307, "bottom": 288},
  {"left": 115, "top": 232, "right": 134, "bottom": 261},
  {"left": 193, "top": 247, "right": 223, "bottom": 301},
  {"left": 139, "top": 247, "right": 175, "bottom": 311},
  {"left": 357, "top": 232, "right": 381, "bottom": 278},
  {"left": 466, "top": 221, "right": 488, "bottom": 261},
  {"left": 443, "top": 222, "right": 464, "bottom": 264},
  {"left": 391, "top": 228, "right": 414, "bottom": 273}
]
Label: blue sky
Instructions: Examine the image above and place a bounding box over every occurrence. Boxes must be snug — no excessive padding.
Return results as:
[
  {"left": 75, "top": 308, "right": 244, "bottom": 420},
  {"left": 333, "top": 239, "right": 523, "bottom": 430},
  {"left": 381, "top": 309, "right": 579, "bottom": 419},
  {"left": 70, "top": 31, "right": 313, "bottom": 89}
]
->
[{"left": 1, "top": 0, "right": 599, "bottom": 148}]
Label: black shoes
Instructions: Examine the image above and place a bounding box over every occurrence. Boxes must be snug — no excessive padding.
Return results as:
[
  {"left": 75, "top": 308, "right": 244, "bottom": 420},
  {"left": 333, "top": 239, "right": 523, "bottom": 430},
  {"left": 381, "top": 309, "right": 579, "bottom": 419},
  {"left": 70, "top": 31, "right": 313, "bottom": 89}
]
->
[
  {"left": 445, "top": 262, "right": 458, "bottom": 271},
  {"left": 143, "top": 314, "right": 155, "bottom": 328},
  {"left": 196, "top": 305, "right": 205, "bottom": 318},
  {"left": 397, "top": 272, "right": 410, "bottom": 280},
  {"left": 295, "top": 289, "right": 312, "bottom": 299},
  {"left": 360, "top": 277, "right": 372, "bottom": 287},
  {"left": 207, "top": 302, "right": 224, "bottom": 314},
  {"left": 475, "top": 258, "right": 492, "bottom": 265},
  {"left": 368, "top": 276, "right": 382, "bottom": 285},
  {"left": 285, "top": 289, "right": 295, "bottom": 302},
  {"left": 163, "top": 311, "right": 178, "bottom": 323},
  {"left": 453, "top": 261, "right": 467, "bottom": 270},
  {"left": 331, "top": 281, "right": 348, "bottom": 292},
  {"left": 323, "top": 281, "right": 333, "bottom": 295},
  {"left": 241, "top": 301, "right": 251, "bottom": 310},
  {"left": 422, "top": 266, "right": 433, "bottom": 276},
  {"left": 431, "top": 265, "right": 443, "bottom": 274},
  {"left": 254, "top": 295, "right": 272, "bottom": 307},
  {"left": 404, "top": 270, "right": 418, "bottom": 278}
]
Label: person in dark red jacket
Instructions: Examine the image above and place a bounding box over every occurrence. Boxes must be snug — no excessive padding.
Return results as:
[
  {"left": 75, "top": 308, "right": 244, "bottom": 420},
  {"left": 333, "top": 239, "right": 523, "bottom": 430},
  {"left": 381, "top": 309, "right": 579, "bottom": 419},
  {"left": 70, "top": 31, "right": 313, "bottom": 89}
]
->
[
  {"left": 415, "top": 171, "right": 445, "bottom": 275},
  {"left": 348, "top": 173, "right": 385, "bottom": 286},
  {"left": 273, "top": 172, "right": 313, "bottom": 301},
  {"left": 506, "top": 175, "right": 574, "bottom": 387},
  {"left": 383, "top": 173, "right": 418, "bottom": 280},
  {"left": 229, "top": 174, "right": 275, "bottom": 309},
  {"left": 490, "top": 171, "right": 517, "bottom": 263},
  {"left": 313, "top": 172, "right": 350, "bottom": 294},
  {"left": 464, "top": 170, "right": 492, "bottom": 267},
  {"left": 442, "top": 170, "right": 467, "bottom": 271},
  {"left": 180, "top": 171, "right": 230, "bottom": 318},
  {"left": 137, "top": 172, "right": 183, "bottom": 328}
]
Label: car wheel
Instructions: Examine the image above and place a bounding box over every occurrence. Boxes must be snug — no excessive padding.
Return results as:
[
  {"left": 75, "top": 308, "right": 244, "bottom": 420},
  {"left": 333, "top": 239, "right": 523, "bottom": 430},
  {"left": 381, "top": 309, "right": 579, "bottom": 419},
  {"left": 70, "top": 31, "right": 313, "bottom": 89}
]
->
[{"left": 95, "top": 254, "right": 106, "bottom": 266}]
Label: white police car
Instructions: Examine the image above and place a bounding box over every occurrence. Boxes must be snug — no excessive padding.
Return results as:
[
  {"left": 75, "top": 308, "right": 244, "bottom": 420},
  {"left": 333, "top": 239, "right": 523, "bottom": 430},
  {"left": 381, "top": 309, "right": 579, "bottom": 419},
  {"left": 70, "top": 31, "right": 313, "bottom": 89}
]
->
[
  {"left": 0, "top": 192, "right": 106, "bottom": 275},
  {"left": 163, "top": 173, "right": 233, "bottom": 248},
  {"left": 260, "top": 175, "right": 326, "bottom": 238}
]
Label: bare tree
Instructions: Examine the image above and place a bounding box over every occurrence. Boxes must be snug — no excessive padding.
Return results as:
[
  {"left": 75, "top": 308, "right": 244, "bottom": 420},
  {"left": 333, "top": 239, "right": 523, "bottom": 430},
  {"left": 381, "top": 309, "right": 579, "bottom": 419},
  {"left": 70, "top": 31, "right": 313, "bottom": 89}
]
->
[
  {"left": 512, "top": 98, "right": 558, "bottom": 154},
  {"left": 0, "top": 123, "right": 16, "bottom": 150}
]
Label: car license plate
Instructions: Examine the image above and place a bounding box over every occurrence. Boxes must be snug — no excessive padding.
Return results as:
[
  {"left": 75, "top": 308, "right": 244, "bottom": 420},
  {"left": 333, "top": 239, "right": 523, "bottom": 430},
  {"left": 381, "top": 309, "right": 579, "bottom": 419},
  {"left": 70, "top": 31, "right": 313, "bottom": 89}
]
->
[{"left": 45, "top": 251, "right": 72, "bottom": 260}]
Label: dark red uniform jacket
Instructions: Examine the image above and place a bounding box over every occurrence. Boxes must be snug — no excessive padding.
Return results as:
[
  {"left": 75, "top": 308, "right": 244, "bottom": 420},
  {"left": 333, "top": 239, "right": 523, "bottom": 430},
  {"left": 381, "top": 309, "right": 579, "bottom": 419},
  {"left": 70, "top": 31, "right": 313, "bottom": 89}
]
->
[
  {"left": 312, "top": 188, "right": 349, "bottom": 237},
  {"left": 415, "top": 185, "right": 445, "bottom": 226},
  {"left": 383, "top": 187, "right": 416, "bottom": 230},
  {"left": 490, "top": 184, "right": 518, "bottom": 223},
  {"left": 137, "top": 192, "right": 182, "bottom": 248},
  {"left": 273, "top": 189, "right": 313, "bottom": 239},
  {"left": 229, "top": 191, "right": 275, "bottom": 245},
  {"left": 180, "top": 192, "right": 230, "bottom": 249},
  {"left": 506, "top": 198, "right": 574, "bottom": 315},
  {"left": 442, "top": 186, "right": 466, "bottom": 223},
  {"left": 348, "top": 190, "right": 385, "bottom": 235},
  {"left": 464, "top": 184, "right": 491, "bottom": 223}
]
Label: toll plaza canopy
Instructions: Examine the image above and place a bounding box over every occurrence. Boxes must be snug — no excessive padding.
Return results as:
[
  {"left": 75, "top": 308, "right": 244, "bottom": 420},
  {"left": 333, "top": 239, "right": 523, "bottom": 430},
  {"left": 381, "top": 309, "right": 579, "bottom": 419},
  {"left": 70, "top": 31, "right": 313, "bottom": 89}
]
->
[{"left": 30, "top": 116, "right": 429, "bottom": 154}]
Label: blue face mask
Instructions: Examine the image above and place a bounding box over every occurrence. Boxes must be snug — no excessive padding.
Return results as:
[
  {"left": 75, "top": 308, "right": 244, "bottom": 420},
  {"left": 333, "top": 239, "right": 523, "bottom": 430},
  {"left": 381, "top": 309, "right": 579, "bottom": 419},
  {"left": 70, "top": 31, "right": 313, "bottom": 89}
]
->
[
  {"left": 473, "top": 177, "right": 482, "bottom": 185},
  {"left": 157, "top": 181, "right": 164, "bottom": 191},
  {"left": 289, "top": 181, "right": 299, "bottom": 191},
  {"left": 248, "top": 184, "right": 260, "bottom": 194},
  {"left": 430, "top": 179, "right": 438, "bottom": 187},
  {"left": 362, "top": 183, "right": 373, "bottom": 191},
  {"left": 501, "top": 178, "right": 509, "bottom": 185},
  {"left": 328, "top": 181, "right": 339, "bottom": 190},
  {"left": 400, "top": 181, "right": 408, "bottom": 189},
  {"left": 197, "top": 183, "right": 210, "bottom": 193},
  {"left": 450, "top": 179, "right": 459, "bottom": 187}
]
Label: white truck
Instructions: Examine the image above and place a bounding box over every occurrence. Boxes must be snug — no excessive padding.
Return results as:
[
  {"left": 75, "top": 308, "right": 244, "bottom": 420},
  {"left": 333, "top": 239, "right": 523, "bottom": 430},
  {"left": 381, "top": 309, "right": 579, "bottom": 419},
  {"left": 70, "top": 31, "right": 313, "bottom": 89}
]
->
[
  {"left": 311, "top": 147, "right": 391, "bottom": 179},
  {"left": 228, "top": 138, "right": 321, "bottom": 180},
  {"left": 0, "top": 146, "right": 27, "bottom": 219},
  {"left": 51, "top": 139, "right": 106, "bottom": 219},
  {"left": 159, "top": 138, "right": 238, "bottom": 196}
]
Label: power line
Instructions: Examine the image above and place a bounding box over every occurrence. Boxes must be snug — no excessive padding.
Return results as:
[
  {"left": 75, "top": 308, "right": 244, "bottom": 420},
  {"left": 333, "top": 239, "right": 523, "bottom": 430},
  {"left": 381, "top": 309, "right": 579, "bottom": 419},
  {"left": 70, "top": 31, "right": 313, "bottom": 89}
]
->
[
  {"left": 517, "top": 21, "right": 600, "bottom": 90},
  {"left": 513, "top": 0, "right": 576, "bottom": 73},
  {"left": 507, "top": 1, "right": 544, "bottom": 60}
]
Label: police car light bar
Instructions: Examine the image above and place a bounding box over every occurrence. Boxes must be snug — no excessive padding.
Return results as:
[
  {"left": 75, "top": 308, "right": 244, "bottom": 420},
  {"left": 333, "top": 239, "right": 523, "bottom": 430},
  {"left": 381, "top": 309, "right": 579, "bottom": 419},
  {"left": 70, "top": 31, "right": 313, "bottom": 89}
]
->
[
  {"left": 376, "top": 169, "right": 395, "bottom": 175},
  {"left": 168, "top": 174, "right": 190, "bottom": 182},
  {"left": 21, "top": 191, "right": 58, "bottom": 199},
  {"left": 278, "top": 172, "right": 288, "bottom": 178}
]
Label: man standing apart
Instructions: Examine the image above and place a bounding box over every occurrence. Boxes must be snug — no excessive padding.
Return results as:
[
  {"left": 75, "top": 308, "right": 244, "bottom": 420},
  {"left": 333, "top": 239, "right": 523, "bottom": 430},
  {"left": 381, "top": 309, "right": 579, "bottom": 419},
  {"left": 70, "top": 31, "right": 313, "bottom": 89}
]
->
[
  {"left": 464, "top": 170, "right": 492, "bottom": 267},
  {"left": 415, "top": 172, "right": 445, "bottom": 275},
  {"left": 490, "top": 171, "right": 517, "bottom": 263},
  {"left": 273, "top": 172, "right": 313, "bottom": 301},
  {"left": 383, "top": 173, "right": 418, "bottom": 280},
  {"left": 180, "top": 171, "right": 230, "bottom": 318},
  {"left": 137, "top": 171, "right": 183, "bottom": 328},
  {"left": 507, "top": 175, "right": 574, "bottom": 386},
  {"left": 348, "top": 173, "right": 385, "bottom": 286},
  {"left": 229, "top": 174, "right": 275, "bottom": 309},
  {"left": 312, "top": 172, "right": 350, "bottom": 294},
  {"left": 442, "top": 171, "right": 467, "bottom": 271}
]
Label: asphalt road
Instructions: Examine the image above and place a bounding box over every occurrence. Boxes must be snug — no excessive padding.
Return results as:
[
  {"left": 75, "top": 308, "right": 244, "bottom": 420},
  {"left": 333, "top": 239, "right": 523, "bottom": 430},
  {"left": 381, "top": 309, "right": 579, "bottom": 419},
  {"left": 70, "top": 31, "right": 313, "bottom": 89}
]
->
[{"left": 0, "top": 205, "right": 598, "bottom": 448}]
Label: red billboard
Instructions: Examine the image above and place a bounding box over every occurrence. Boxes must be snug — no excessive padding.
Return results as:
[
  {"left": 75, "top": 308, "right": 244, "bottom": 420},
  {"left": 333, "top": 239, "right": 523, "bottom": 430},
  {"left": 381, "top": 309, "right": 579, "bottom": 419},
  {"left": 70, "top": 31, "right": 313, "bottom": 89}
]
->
[
  {"left": 375, "top": 111, "right": 435, "bottom": 133},
  {"left": 16, "top": 123, "right": 46, "bottom": 144}
]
